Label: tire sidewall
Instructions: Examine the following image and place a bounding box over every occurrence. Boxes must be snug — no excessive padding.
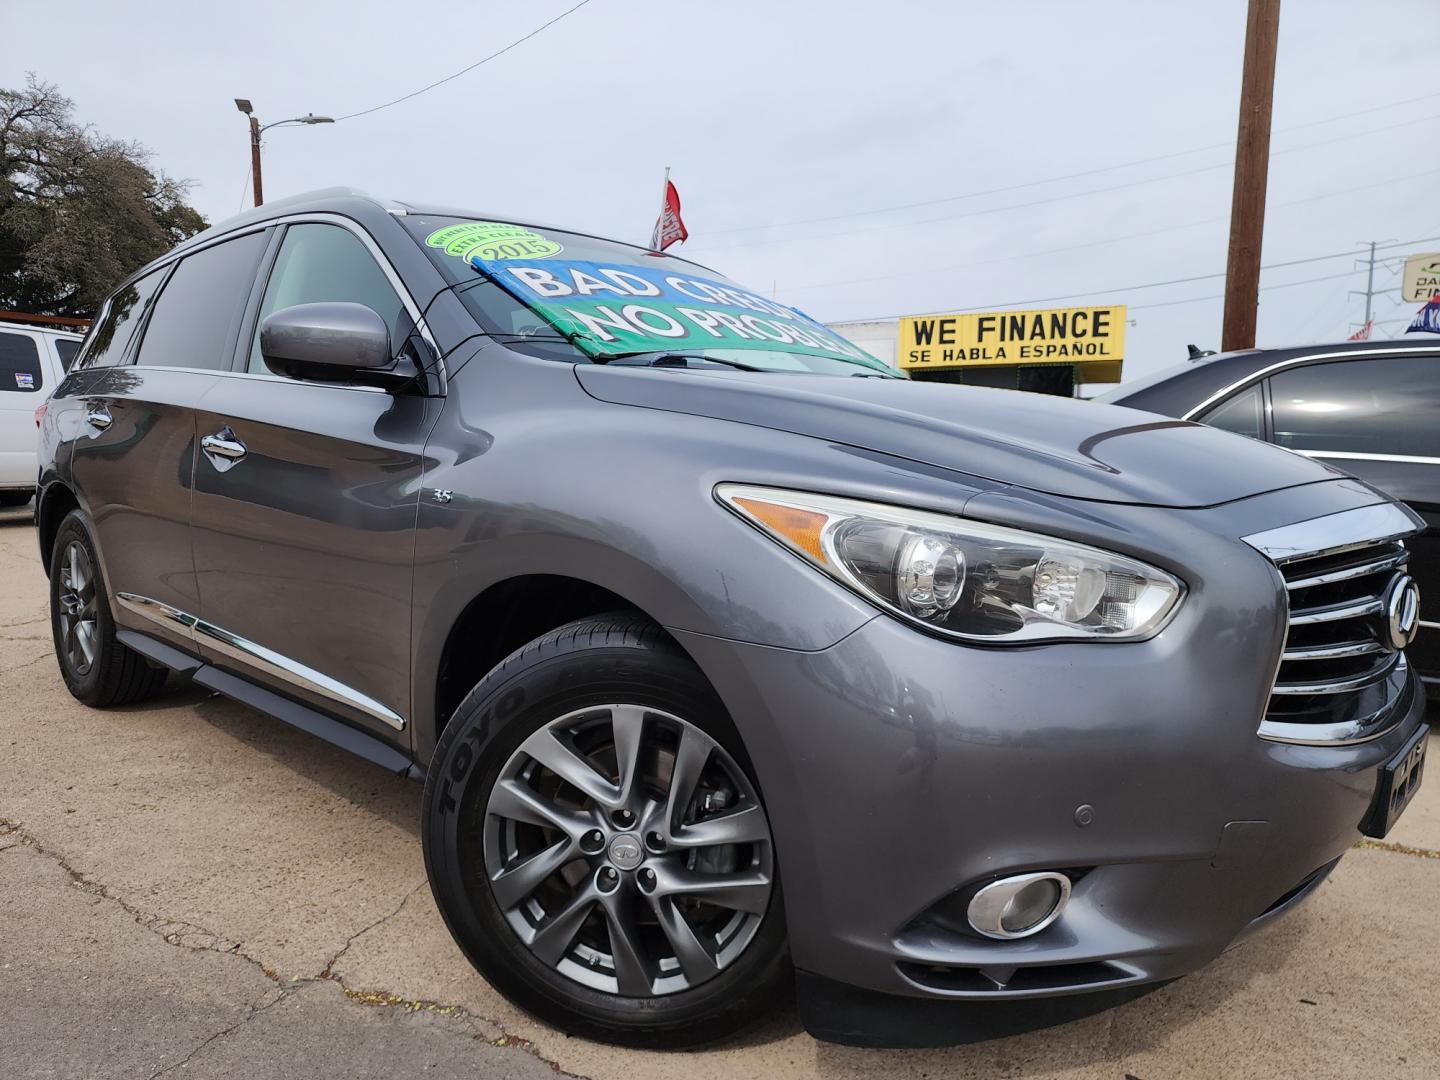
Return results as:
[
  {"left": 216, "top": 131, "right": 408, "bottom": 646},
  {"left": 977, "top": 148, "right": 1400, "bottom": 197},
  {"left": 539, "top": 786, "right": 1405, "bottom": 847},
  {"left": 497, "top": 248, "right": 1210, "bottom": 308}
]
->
[
  {"left": 422, "top": 629, "right": 788, "bottom": 1045},
  {"left": 49, "top": 510, "right": 112, "bottom": 699}
]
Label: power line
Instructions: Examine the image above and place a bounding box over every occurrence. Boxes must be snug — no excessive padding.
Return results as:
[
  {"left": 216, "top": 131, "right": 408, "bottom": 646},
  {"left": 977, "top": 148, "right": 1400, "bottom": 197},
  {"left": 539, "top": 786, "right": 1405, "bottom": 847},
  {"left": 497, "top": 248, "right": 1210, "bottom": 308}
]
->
[
  {"left": 781, "top": 167, "right": 1440, "bottom": 295},
  {"left": 695, "top": 114, "right": 1440, "bottom": 254},
  {"left": 843, "top": 235, "right": 1440, "bottom": 323},
  {"left": 333, "top": 0, "right": 597, "bottom": 122},
  {"left": 1128, "top": 270, "right": 1360, "bottom": 312},
  {"left": 700, "top": 93, "right": 1440, "bottom": 240}
]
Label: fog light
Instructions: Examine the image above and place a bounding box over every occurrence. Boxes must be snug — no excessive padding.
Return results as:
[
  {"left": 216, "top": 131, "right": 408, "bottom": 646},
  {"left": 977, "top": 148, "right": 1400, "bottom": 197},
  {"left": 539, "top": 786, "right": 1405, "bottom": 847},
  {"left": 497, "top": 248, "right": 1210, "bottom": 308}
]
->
[{"left": 966, "top": 872, "right": 1071, "bottom": 940}]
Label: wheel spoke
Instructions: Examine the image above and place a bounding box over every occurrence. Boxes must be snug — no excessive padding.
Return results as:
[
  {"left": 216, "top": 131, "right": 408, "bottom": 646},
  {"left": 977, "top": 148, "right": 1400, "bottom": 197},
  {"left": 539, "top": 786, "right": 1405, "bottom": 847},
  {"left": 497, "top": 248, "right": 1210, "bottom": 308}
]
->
[
  {"left": 489, "top": 837, "right": 575, "bottom": 910},
  {"left": 669, "top": 804, "right": 770, "bottom": 848},
  {"left": 520, "top": 728, "right": 621, "bottom": 808},
  {"left": 653, "top": 865, "right": 772, "bottom": 915},
  {"left": 75, "top": 621, "right": 97, "bottom": 668},
  {"left": 598, "top": 885, "right": 653, "bottom": 996},
  {"left": 648, "top": 893, "right": 719, "bottom": 984},
  {"left": 528, "top": 885, "right": 598, "bottom": 966},
  {"left": 609, "top": 705, "right": 647, "bottom": 809},
  {"left": 663, "top": 724, "right": 712, "bottom": 836},
  {"left": 487, "top": 777, "right": 593, "bottom": 842}
]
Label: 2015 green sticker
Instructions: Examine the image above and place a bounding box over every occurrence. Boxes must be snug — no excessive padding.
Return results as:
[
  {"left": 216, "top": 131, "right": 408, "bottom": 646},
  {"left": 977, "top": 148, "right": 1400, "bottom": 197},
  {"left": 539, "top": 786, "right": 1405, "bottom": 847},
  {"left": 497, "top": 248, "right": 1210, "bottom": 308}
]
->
[{"left": 425, "top": 221, "right": 563, "bottom": 262}]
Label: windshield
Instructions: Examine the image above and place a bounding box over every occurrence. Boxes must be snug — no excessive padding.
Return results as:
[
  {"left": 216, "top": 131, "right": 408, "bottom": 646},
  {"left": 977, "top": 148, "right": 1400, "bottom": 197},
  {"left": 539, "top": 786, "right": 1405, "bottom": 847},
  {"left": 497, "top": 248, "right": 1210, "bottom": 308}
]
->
[{"left": 404, "top": 215, "right": 894, "bottom": 375}]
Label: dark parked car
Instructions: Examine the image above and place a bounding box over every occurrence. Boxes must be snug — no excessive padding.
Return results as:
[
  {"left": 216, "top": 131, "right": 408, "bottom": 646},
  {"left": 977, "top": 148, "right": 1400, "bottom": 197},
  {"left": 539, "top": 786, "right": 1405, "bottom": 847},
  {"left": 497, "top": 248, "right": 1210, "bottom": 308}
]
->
[
  {"left": 35, "top": 191, "right": 1428, "bottom": 1047},
  {"left": 1102, "top": 338, "right": 1437, "bottom": 700}
]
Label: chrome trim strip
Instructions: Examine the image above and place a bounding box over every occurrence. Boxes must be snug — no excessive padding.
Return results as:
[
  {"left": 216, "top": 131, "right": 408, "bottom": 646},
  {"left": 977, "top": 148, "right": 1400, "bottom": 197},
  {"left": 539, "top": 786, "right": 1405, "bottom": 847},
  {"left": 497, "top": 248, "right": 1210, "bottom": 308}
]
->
[
  {"left": 1180, "top": 346, "right": 1440, "bottom": 421},
  {"left": 1288, "top": 597, "right": 1384, "bottom": 625},
  {"left": 1241, "top": 502, "right": 1426, "bottom": 564},
  {"left": 1283, "top": 549, "right": 1407, "bottom": 591},
  {"left": 1259, "top": 658, "right": 1411, "bottom": 746},
  {"left": 113, "top": 592, "right": 404, "bottom": 731},
  {"left": 1282, "top": 639, "right": 1385, "bottom": 661},
  {"left": 1297, "top": 450, "right": 1440, "bottom": 467},
  {"left": 1270, "top": 653, "right": 1399, "bottom": 695}
]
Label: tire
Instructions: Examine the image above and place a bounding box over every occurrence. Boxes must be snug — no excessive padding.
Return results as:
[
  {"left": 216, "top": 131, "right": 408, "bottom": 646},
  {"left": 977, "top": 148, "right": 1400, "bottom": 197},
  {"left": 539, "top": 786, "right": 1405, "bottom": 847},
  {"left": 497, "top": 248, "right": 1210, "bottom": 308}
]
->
[
  {"left": 49, "top": 509, "right": 168, "bottom": 707},
  {"left": 0, "top": 489, "right": 33, "bottom": 508},
  {"left": 422, "top": 613, "right": 789, "bottom": 1048}
]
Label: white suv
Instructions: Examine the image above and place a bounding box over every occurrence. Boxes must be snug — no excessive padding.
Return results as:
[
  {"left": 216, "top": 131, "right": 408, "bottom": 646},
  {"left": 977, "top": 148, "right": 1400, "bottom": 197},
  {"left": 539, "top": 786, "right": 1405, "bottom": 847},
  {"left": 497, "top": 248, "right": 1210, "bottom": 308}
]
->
[{"left": 1, "top": 321, "right": 84, "bottom": 506}]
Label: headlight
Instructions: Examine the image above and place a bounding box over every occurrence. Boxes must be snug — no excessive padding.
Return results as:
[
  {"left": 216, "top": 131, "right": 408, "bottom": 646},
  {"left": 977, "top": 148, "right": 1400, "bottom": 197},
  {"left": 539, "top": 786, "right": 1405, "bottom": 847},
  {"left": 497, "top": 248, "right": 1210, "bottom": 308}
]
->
[{"left": 717, "top": 484, "right": 1183, "bottom": 643}]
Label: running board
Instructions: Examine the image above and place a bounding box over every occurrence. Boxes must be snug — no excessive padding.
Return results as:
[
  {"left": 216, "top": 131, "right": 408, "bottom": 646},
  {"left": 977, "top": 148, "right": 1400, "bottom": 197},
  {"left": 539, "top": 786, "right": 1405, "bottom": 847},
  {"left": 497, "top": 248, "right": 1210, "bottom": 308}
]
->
[{"left": 117, "top": 629, "right": 416, "bottom": 777}]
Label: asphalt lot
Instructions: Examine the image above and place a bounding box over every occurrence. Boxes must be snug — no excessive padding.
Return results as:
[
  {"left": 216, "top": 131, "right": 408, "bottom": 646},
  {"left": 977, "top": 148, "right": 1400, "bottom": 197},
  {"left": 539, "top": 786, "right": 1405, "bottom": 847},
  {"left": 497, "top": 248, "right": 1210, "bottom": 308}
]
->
[{"left": 2, "top": 500, "right": 1438, "bottom": 1079}]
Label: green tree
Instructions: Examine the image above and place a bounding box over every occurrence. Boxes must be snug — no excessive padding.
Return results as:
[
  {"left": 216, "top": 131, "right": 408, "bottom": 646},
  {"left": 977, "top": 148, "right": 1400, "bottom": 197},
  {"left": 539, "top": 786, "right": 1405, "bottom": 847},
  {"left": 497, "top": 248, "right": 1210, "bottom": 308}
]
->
[{"left": 1, "top": 76, "right": 207, "bottom": 318}]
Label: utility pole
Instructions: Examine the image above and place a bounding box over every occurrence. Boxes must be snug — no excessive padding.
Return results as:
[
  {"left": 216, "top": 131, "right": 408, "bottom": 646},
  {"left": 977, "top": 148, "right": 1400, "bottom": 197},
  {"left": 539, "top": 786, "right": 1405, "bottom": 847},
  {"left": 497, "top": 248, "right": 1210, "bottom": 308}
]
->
[
  {"left": 1349, "top": 239, "right": 1401, "bottom": 339},
  {"left": 1220, "top": 0, "right": 1281, "bottom": 352},
  {"left": 249, "top": 114, "right": 264, "bottom": 207}
]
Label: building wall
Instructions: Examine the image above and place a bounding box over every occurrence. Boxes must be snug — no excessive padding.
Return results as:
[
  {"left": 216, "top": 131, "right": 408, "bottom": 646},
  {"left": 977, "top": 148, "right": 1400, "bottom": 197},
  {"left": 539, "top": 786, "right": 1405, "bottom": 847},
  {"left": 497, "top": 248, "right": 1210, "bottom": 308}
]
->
[{"left": 828, "top": 318, "right": 900, "bottom": 368}]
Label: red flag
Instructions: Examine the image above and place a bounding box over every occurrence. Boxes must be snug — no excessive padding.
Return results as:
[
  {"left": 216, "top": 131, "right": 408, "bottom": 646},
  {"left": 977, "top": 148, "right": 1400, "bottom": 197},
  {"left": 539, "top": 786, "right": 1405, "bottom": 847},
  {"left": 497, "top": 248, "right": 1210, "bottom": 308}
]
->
[
  {"left": 1347, "top": 320, "right": 1373, "bottom": 341},
  {"left": 651, "top": 177, "right": 688, "bottom": 251}
]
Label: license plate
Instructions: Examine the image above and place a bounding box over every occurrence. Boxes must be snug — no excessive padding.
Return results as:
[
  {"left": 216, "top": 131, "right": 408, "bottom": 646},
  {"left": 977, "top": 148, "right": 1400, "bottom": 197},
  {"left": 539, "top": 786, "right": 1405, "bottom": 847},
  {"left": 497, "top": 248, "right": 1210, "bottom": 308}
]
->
[{"left": 1362, "top": 724, "right": 1428, "bottom": 839}]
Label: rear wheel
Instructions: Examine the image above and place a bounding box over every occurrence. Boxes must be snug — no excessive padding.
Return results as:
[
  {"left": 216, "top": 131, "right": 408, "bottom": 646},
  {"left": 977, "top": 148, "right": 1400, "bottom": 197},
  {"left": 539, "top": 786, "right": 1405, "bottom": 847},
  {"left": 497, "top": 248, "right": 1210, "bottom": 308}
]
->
[
  {"left": 422, "top": 613, "right": 788, "bottom": 1047},
  {"left": 49, "top": 510, "right": 168, "bottom": 707}
]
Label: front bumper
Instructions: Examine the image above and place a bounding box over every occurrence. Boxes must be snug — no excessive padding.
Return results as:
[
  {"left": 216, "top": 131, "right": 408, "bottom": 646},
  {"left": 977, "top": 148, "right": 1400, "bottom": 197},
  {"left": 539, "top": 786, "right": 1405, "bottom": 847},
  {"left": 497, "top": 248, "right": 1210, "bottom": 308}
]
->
[{"left": 668, "top": 482, "right": 1427, "bottom": 1036}]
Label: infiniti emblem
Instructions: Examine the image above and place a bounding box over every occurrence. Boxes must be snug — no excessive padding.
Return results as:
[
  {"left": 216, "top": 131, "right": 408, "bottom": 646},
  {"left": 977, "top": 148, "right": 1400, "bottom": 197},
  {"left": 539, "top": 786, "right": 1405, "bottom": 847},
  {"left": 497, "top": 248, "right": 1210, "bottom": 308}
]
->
[
  {"left": 1382, "top": 574, "right": 1421, "bottom": 653},
  {"left": 607, "top": 833, "right": 644, "bottom": 871}
]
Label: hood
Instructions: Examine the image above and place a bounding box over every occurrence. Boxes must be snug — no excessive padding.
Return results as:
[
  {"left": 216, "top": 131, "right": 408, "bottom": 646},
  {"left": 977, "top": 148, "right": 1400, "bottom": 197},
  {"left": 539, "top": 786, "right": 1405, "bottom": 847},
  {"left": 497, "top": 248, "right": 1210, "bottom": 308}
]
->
[{"left": 574, "top": 366, "right": 1344, "bottom": 508}]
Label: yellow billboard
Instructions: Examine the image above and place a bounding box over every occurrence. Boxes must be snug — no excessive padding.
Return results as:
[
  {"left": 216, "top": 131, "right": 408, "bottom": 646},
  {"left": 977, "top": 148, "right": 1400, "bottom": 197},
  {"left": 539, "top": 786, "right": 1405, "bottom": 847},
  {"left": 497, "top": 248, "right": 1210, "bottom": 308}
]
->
[{"left": 899, "top": 304, "right": 1126, "bottom": 382}]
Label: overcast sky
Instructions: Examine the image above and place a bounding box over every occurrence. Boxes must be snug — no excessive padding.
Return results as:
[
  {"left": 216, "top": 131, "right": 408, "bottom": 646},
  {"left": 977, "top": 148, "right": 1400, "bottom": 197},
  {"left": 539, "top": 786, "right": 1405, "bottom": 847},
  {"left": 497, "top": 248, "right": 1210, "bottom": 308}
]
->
[{"left": 7, "top": 0, "right": 1438, "bottom": 380}]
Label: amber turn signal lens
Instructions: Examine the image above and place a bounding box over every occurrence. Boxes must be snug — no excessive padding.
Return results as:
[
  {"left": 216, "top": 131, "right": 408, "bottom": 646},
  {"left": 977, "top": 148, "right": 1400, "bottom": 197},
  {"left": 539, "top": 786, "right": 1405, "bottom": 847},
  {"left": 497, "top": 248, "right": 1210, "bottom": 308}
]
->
[
  {"left": 731, "top": 497, "right": 829, "bottom": 564},
  {"left": 34, "top": 401, "right": 47, "bottom": 428}
]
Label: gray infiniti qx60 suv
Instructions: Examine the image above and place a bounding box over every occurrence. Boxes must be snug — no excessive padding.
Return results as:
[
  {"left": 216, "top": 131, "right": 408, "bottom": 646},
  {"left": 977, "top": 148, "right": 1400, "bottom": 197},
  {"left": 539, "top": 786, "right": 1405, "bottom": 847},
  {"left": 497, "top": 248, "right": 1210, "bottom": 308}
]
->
[{"left": 36, "top": 190, "right": 1428, "bottom": 1047}]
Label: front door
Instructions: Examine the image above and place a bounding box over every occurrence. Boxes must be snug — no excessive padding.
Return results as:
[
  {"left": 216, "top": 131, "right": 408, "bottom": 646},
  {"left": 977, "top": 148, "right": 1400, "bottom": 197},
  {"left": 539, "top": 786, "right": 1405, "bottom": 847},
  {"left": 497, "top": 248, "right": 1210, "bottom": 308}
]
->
[{"left": 189, "top": 220, "right": 442, "bottom": 745}]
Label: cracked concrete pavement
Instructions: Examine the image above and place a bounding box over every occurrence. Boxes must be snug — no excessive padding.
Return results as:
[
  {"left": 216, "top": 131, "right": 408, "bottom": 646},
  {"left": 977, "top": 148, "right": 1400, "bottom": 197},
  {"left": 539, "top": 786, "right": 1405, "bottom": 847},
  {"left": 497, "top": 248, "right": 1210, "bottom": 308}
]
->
[{"left": 3, "top": 501, "right": 1439, "bottom": 1079}]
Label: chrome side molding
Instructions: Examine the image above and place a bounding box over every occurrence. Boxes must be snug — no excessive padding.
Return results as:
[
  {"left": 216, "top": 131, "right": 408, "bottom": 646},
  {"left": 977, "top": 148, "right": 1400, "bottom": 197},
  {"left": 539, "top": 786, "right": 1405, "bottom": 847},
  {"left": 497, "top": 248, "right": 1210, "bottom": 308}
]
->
[
  {"left": 115, "top": 592, "right": 405, "bottom": 731},
  {"left": 1240, "top": 502, "right": 1425, "bottom": 564}
]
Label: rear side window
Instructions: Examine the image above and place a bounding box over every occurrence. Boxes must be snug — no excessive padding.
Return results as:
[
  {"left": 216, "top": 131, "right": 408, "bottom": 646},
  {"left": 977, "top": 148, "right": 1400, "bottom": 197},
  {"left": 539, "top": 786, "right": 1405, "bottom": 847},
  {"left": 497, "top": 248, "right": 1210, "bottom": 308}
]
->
[
  {"left": 1270, "top": 356, "right": 1440, "bottom": 458},
  {"left": 81, "top": 271, "right": 164, "bottom": 369},
  {"left": 0, "top": 331, "right": 43, "bottom": 393},
  {"left": 1201, "top": 383, "right": 1264, "bottom": 439},
  {"left": 135, "top": 231, "right": 268, "bottom": 370},
  {"left": 246, "top": 223, "right": 407, "bottom": 373},
  {"left": 55, "top": 338, "right": 82, "bottom": 371}
]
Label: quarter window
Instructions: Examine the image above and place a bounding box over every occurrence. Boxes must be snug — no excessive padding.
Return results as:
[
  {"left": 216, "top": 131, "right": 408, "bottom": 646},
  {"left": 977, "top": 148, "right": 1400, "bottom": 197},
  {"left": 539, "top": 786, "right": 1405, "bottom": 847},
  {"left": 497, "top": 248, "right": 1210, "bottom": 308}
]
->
[
  {"left": 0, "top": 332, "right": 43, "bottom": 393},
  {"left": 55, "top": 338, "right": 82, "bottom": 371},
  {"left": 1269, "top": 356, "right": 1440, "bottom": 458},
  {"left": 1200, "top": 383, "right": 1264, "bottom": 439},
  {"left": 134, "top": 231, "right": 268, "bottom": 370},
  {"left": 248, "top": 223, "right": 407, "bottom": 374},
  {"left": 80, "top": 271, "right": 163, "bottom": 369}
]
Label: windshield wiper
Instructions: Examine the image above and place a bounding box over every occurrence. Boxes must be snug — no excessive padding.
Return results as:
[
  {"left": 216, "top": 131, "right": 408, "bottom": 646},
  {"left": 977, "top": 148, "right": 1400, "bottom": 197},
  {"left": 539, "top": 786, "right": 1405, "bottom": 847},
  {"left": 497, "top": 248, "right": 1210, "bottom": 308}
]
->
[{"left": 604, "top": 353, "right": 768, "bottom": 372}]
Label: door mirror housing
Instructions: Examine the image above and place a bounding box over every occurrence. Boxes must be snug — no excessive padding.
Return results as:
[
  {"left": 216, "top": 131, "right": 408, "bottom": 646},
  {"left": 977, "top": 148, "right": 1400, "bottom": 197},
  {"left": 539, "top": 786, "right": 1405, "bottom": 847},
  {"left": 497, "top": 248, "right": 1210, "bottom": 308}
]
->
[{"left": 259, "top": 302, "right": 414, "bottom": 389}]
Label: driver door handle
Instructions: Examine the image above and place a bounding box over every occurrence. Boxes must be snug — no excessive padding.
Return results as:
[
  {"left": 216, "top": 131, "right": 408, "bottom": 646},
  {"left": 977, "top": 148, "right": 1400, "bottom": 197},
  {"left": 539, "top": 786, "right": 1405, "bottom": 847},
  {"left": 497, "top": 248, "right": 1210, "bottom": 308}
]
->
[{"left": 201, "top": 428, "right": 247, "bottom": 472}]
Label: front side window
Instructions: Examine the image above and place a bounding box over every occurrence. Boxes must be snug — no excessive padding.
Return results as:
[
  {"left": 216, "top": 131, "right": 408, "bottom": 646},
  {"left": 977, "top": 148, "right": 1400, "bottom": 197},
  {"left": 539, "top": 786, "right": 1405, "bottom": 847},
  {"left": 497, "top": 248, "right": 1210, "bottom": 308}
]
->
[
  {"left": 80, "top": 270, "right": 163, "bottom": 369},
  {"left": 248, "top": 223, "right": 407, "bottom": 373},
  {"left": 1201, "top": 383, "right": 1264, "bottom": 439},
  {"left": 134, "top": 231, "right": 268, "bottom": 370},
  {"left": 0, "top": 331, "right": 43, "bottom": 393},
  {"left": 1269, "top": 356, "right": 1440, "bottom": 457}
]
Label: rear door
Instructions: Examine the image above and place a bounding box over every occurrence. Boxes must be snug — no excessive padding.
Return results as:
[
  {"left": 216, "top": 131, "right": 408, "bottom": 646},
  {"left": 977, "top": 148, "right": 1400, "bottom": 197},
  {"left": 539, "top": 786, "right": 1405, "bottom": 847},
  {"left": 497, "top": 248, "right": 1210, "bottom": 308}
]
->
[
  {"left": 1266, "top": 352, "right": 1440, "bottom": 690},
  {"left": 70, "top": 229, "right": 270, "bottom": 655},
  {"left": 0, "top": 329, "right": 48, "bottom": 489},
  {"left": 189, "top": 218, "right": 443, "bottom": 745}
]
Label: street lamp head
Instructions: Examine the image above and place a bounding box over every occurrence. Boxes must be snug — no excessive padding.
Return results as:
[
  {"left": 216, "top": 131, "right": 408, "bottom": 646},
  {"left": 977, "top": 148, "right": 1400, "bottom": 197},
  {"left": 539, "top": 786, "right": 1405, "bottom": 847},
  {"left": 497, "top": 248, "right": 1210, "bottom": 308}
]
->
[
  {"left": 299, "top": 114, "right": 334, "bottom": 125},
  {"left": 234, "top": 98, "right": 253, "bottom": 115}
]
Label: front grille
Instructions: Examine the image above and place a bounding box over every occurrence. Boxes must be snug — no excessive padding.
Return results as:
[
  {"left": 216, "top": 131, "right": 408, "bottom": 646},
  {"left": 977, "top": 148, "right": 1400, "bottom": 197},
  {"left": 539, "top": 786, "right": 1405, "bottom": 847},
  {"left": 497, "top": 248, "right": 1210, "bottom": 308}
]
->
[{"left": 1244, "top": 503, "right": 1423, "bottom": 745}]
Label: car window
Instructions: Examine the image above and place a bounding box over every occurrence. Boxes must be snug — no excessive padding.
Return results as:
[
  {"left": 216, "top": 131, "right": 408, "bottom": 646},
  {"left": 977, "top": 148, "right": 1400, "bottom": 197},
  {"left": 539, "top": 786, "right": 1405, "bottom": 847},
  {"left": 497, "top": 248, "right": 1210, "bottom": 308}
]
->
[
  {"left": 1270, "top": 356, "right": 1440, "bottom": 458},
  {"left": 1200, "top": 383, "right": 1264, "bottom": 439},
  {"left": 55, "top": 337, "right": 82, "bottom": 371},
  {"left": 0, "top": 331, "right": 43, "bottom": 393},
  {"left": 134, "top": 231, "right": 268, "bottom": 370},
  {"left": 247, "top": 223, "right": 407, "bottom": 374},
  {"left": 80, "top": 271, "right": 164, "bottom": 369}
]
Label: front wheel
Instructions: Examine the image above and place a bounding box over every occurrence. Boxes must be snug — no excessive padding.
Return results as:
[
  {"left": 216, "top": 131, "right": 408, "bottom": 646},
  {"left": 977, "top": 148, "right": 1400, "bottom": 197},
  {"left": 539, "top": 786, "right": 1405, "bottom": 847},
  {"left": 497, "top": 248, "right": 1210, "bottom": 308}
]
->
[{"left": 422, "top": 614, "right": 789, "bottom": 1047}]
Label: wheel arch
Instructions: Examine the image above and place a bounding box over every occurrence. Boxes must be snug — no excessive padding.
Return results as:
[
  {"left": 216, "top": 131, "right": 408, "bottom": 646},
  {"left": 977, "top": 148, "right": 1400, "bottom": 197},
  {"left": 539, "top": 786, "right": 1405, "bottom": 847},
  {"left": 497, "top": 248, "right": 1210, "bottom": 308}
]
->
[{"left": 35, "top": 481, "right": 81, "bottom": 578}]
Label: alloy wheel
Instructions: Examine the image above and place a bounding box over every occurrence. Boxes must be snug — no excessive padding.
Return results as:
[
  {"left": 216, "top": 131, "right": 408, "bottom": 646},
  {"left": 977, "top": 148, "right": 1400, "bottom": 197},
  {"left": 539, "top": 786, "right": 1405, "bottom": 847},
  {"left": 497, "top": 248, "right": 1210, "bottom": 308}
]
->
[
  {"left": 58, "top": 540, "right": 98, "bottom": 676},
  {"left": 482, "top": 704, "right": 774, "bottom": 998}
]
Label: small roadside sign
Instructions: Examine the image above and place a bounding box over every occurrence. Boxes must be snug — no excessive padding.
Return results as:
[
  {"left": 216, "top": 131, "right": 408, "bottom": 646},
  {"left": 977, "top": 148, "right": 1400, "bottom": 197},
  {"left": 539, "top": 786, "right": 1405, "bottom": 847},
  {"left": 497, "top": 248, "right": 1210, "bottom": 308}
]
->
[
  {"left": 899, "top": 304, "right": 1125, "bottom": 382},
  {"left": 1402, "top": 252, "right": 1440, "bottom": 303}
]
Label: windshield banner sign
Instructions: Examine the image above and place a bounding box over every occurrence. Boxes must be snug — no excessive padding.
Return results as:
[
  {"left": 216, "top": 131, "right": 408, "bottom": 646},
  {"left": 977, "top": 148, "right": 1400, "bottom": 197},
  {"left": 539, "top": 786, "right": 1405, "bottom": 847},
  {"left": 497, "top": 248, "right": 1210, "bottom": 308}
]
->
[{"left": 471, "top": 256, "right": 881, "bottom": 366}]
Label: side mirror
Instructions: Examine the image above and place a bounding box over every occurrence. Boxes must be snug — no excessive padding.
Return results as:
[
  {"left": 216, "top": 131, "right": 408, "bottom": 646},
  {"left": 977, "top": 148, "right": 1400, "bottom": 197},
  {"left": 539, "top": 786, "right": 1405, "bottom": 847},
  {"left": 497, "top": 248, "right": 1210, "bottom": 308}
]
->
[{"left": 259, "top": 302, "right": 412, "bottom": 388}]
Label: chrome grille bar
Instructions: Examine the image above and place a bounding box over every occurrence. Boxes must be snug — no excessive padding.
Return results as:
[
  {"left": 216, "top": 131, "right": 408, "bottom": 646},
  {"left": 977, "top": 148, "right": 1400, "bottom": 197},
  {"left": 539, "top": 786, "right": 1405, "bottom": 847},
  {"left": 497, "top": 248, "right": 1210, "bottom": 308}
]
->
[
  {"left": 1282, "top": 639, "right": 1385, "bottom": 662},
  {"left": 1283, "top": 548, "right": 1407, "bottom": 591},
  {"left": 1270, "top": 653, "right": 1400, "bottom": 695},
  {"left": 1287, "top": 597, "right": 1384, "bottom": 625}
]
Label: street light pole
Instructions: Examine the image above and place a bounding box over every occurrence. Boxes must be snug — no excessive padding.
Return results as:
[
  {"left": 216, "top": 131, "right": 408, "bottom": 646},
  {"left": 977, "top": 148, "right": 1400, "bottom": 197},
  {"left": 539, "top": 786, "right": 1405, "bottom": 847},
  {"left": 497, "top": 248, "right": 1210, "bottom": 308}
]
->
[{"left": 234, "top": 99, "right": 334, "bottom": 209}]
